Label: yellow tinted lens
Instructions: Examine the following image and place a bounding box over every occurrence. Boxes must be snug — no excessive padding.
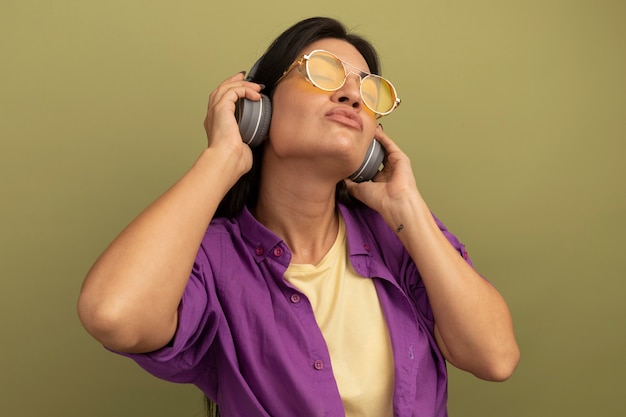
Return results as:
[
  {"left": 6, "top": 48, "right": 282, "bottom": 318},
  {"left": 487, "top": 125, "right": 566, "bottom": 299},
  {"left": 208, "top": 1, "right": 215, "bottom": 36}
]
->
[
  {"left": 306, "top": 51, "right": 346, "bottom": 90},
  {"left": 362, "top": 76, "right": 395, "bottom": 114},
  {"left": 361, "top": 75, "right": 396, "bottom": 113}
]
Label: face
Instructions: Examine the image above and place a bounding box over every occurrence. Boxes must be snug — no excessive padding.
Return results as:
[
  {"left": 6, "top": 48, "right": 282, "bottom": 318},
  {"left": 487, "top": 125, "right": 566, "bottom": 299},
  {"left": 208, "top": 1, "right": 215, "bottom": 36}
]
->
[{"left": 267, "top": 38, "right": 379, "bottom": 180}]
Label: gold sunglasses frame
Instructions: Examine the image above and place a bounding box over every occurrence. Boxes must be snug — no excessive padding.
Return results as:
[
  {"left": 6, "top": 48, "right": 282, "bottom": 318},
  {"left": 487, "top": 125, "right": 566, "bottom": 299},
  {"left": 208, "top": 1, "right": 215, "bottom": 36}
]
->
[{"left": 275, "top": 49, "right": 401, "bottom": 117}]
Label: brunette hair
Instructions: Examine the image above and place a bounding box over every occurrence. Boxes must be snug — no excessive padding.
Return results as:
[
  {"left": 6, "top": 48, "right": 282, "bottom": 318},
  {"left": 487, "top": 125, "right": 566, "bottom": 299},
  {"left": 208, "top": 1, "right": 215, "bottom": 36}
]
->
[{"left": 213, "top": 16, "right": 381, "bottom": 218}]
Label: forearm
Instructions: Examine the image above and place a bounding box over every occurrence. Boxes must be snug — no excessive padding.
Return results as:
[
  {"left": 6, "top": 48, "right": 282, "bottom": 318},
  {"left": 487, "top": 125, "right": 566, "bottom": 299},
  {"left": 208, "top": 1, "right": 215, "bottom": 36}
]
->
[
  {"left": 78, "top": 147, "right": 244, "bottom": 353},
  {"left": 385, "top": 193, "right": 520, "bottom": 380}
]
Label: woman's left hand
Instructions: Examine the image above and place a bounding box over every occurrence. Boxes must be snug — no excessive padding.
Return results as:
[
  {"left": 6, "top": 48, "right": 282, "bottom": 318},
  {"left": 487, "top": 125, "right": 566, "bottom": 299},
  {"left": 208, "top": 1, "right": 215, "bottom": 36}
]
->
[{"left": 344, "top": 125, "right": 422, "bottom": 221}]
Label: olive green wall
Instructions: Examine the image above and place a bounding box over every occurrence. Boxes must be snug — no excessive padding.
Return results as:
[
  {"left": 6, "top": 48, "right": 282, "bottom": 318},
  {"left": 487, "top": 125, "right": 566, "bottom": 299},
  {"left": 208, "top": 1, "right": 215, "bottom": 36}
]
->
[{"left": 2, "top": 1, "right": 624, "bottom": 416}]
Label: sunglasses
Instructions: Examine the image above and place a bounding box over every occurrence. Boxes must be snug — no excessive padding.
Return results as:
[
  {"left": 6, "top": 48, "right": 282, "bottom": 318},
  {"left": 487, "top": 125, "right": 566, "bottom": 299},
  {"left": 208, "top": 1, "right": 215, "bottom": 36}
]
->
[{"left": 276, "top": 49, "right": 401, "bottom": 117}]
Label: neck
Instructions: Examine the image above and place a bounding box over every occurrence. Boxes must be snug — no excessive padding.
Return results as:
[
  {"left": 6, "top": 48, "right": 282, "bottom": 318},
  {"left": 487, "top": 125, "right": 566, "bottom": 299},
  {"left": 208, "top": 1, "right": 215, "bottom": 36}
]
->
[{"left": 254, "top": 175, "right": 340, "bottom": 265}]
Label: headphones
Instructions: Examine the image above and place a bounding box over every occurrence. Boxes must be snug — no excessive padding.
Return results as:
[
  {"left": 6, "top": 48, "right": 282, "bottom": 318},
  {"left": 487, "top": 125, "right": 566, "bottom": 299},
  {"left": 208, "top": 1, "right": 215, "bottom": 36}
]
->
[{"left": 234, "top": 57, "right": 385, "bottom": 182}]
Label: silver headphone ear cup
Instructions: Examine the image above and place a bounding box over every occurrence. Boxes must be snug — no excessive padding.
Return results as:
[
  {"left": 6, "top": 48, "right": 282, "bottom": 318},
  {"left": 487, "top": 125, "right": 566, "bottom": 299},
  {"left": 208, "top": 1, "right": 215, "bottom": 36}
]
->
[
  {"left": 235, "top": 95, "right": 272, "bottom": 147},
  {"left": 348, "top": 139, "right": 385, "bottom": 182}
]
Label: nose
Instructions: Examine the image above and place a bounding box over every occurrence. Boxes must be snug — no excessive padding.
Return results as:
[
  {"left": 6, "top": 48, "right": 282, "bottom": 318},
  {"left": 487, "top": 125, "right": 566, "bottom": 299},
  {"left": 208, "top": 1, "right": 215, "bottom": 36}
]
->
[{"left": 331, "top": 73, "right": 362, "bottom": 110}]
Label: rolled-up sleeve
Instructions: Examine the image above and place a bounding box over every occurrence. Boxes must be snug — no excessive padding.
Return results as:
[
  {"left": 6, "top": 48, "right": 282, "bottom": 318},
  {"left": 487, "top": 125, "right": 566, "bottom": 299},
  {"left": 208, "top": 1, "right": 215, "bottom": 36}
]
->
[{"left": 114, "top": 240, "right": 222, "bottom": 384}]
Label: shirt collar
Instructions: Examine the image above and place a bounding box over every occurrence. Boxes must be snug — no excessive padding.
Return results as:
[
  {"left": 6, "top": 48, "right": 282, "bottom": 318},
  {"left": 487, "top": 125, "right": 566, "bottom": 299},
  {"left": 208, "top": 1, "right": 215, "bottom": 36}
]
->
[
  {"left": 338, "top": 203, "right": 375, "bottom": 258},
  {"left": 235, "top": 203, "right": 374, "bottom": 263}
]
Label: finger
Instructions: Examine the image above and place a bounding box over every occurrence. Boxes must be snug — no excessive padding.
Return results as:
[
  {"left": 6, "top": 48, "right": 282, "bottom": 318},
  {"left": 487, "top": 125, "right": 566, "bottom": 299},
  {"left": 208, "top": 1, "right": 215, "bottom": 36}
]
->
[
  {"left": 374, "top": 125, "right": 402, "bottom": 154},
  {"left": 343, "top": 178, "right": 360, "bottom": 199},
  {"left": 344, "top": 178, "right": 380, "bottom": 209},
  {"left": 205, "top": 85, "right": 264, "bottom": 137},
  {"left": 207, "top": 71, "right": 245, "bottom": 105},
  {"left": 208, "top": 72, "right": 263, "bottom": 111},
  {"left": 212, "top": 85, "right": 263, "bottom": 116},
  {"left": 204, "top": 75, "right": 264, "bottom": 140},
  {"left": 209, "top": 84, "right": 263, "bottom": 112}
]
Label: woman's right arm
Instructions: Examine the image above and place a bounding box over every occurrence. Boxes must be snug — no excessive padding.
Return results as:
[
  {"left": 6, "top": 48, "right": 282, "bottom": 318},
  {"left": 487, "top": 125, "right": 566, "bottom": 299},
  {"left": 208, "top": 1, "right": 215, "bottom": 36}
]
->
[{"left": 77, "top": 72, "right": 262, "bottom": 354}]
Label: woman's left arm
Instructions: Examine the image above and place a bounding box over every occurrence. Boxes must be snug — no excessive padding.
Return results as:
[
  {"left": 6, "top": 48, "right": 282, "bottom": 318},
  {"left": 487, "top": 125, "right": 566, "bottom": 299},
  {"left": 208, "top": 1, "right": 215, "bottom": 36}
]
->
[{"left": 346, "top": 126, "right": 520, "bottom": 381}]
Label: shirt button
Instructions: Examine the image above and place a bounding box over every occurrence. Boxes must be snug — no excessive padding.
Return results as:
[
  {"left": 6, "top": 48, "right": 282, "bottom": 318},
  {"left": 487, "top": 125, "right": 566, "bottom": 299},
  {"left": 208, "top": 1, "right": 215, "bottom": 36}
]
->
[
  {"left": 273, "top": 247, "right": 283, "bottom": 257},
  {"left": 314, "top": 360, "right": 324, "bottom": 370},
  {"left": 255, "top": 247, "right": 264, "bottom": 256},
  {"left": 290, "top": 294, "right": 301, "bottom": 303},
  {"left": 363, "top": 243, "right": 371, "bottom": 252}
]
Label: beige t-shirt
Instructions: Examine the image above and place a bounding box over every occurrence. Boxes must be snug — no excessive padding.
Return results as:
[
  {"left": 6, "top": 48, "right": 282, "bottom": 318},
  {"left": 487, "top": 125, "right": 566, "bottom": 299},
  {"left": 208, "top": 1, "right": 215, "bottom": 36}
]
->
[{"left": 284, "top": 215, "right": 395, "bottom": 417}]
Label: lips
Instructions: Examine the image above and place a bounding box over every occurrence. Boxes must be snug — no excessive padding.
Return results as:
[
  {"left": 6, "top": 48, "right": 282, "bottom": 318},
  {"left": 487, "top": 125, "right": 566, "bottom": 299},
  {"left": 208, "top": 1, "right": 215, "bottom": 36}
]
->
[{"left": 325, "top": 108, "right": 363, "bottom": 131}]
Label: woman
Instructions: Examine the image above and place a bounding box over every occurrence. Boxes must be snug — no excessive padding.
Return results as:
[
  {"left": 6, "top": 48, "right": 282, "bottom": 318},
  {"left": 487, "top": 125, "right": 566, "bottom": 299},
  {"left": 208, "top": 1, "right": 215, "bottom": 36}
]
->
[{"left": 78, "top": 16, "right": 519, "bottom": 417}]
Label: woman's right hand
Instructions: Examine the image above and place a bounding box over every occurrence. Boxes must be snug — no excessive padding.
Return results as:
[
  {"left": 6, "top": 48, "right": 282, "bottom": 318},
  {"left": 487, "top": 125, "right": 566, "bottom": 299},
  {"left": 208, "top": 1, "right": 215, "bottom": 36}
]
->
[{"left": 202, "top": 71, "right": 264, "bottom": 176}]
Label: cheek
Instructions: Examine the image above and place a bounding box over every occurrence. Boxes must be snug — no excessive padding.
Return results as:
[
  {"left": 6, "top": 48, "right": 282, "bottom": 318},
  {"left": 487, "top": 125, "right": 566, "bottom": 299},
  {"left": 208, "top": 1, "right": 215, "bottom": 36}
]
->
[
  {"left": 270, "top": 81, "right": 325, "bottom": 123},
  {"left": 362, "top": 119, "right": 378, "bottom": 144},
  {"left": 269, "top": 94, "right": 313, "bottom": 137}
]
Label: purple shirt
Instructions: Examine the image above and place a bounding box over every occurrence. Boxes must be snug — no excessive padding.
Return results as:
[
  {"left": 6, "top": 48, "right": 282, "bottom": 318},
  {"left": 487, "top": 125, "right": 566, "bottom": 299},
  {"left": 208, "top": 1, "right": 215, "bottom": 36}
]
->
[{"left": 120, "top": 203, "right": 473, "bottom": 417}]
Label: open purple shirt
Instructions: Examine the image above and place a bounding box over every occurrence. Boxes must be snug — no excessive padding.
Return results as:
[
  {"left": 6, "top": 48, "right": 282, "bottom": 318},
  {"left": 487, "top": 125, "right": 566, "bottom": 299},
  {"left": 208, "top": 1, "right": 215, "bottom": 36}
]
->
[{"left": 119, "top": 202, "right": 473, "bottom": 417}]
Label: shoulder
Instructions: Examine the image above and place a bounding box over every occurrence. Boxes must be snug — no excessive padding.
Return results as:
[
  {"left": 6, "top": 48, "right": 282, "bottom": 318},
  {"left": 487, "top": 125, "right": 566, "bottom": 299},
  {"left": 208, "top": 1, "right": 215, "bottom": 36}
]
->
[
  {"left": 197, "top": 208, "right": 284, "bottom": 266},
  {"left": 340, "top": 201, "right": 388, "bottom": 232},
  {"left": 339, "top": 202, "right": 472, "bottom": 265},
  {"left": 339, "top": 202, "right": 402, "bottom": 246},
  {"left": 339, "top": 202, "right": 406, "bottom": 268},
  {"left": 192, "top": 214, "right": 248, "bottom": 273}
]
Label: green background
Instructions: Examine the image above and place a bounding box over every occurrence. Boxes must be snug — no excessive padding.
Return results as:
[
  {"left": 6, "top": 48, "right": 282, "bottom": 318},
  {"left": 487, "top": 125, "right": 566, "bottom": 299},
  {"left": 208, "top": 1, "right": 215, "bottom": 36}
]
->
[{"left": 2, "top": 0, "right": 624, "bottom": 416}]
